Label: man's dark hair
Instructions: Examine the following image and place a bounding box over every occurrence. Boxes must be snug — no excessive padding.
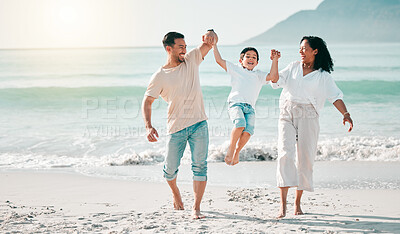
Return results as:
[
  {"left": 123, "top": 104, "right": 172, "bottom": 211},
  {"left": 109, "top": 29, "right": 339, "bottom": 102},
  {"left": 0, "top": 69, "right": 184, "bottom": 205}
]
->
[
  {"left": 240, "top": 47, "right": 259, "bottom": 61},
  {"left": 301, "top": 36, "right": 334, "bottom": 73},
  {"left": 162, "top": 32, "right": 184, "bottom": 49}
]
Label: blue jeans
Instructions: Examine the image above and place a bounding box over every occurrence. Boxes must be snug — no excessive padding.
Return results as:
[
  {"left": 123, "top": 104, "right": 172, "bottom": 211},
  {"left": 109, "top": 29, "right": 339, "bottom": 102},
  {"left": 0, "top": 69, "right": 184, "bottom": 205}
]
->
[
  {"left": 163, "top": 120, "right": 209, "bottom": 181},
  {"left": 228, "top": 102, "right": 256, "bottom": 135}
]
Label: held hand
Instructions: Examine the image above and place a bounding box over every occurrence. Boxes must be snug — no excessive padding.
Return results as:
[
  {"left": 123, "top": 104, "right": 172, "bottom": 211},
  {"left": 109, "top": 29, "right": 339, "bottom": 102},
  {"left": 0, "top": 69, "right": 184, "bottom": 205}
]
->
[
  {"left": 202, "top": 34, "right": 214, "bottom": 47},
  {"left": 212, "top": 36, "right": 218, "bottom": 48},
  {"left": 213, "top": 30, "right": 218, "bottom": 44},
  {"left": 146, "top": 127, "right": 159, "bottom": 142},
  {"left": 276, "top": 51, "right": 281, "bottom": 60},
  {"left": 270, "top": 49, "right": 281, "bottom": 60},
  {"left": 270, "top": 49, "right": 275, "bottom": 60},
  {"left": 203, "top": 30, "right": 218, "bottom": 47},
  {"left": 343, "top": 115, "right": 353, "bottom": 132}
]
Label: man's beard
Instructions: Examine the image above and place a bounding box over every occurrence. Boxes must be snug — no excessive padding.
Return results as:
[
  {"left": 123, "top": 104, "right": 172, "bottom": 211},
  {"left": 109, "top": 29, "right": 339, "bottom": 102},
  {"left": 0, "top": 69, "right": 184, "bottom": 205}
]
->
[
  {"left": 177, "top": 55, "right": 185, "bottom": 63},
  {"left": 175, "top": 53, "right": 185, "bottom": 63}
]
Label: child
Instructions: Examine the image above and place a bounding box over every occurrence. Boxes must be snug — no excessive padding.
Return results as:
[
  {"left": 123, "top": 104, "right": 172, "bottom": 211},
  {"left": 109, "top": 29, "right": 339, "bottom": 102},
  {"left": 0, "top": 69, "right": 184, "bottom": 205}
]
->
[{"left": 213, "top": 40, "right": 280, "bottom": 165}]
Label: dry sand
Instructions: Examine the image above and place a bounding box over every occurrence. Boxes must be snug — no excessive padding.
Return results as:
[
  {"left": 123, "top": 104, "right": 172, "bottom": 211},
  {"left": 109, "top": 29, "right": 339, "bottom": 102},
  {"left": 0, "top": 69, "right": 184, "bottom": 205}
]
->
[{"left": 1, "top": 171, "right": 399, "bottom": 233}]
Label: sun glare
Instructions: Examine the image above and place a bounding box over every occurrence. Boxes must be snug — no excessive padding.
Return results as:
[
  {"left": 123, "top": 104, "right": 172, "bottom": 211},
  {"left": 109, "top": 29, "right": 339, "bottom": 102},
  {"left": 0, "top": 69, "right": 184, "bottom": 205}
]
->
[
  {"left": 57, "top": 7, "right": 78, "bottom": 25},
  {"left": 50, "top": 3, "right": 87, "bottom": 47},
  {"left": 38, "top": 1, "right": 118, "bottom": 48}
]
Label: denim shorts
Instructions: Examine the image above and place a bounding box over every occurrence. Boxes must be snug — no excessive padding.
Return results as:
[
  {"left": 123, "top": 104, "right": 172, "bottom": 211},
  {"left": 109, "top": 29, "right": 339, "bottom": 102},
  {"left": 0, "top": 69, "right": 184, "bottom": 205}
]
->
[
  {"left": 163, "top": 120, "right": 209, "bottom": 182},
  {"left": 228, "top": 102, "right": 255, "bottom": 135}
]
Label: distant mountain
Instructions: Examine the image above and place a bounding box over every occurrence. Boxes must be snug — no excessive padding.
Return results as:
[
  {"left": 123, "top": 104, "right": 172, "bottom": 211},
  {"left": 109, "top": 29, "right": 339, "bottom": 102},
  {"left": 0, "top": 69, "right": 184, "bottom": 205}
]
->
[{"left": 244, "top": 0, "right": 400, "bottom": 44}]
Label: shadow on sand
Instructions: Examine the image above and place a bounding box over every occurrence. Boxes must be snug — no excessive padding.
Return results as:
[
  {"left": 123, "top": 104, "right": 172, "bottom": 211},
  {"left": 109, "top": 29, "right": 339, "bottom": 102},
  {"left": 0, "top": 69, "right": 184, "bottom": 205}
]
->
[{"left": 203, "top": 211, "right": 400, "bottom": 233}]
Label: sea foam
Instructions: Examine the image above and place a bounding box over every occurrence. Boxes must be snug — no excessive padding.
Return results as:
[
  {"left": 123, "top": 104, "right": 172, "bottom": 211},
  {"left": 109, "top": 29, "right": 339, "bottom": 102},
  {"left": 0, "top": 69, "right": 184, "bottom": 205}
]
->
[{"left": 1, "top": 136, "right": 398, "bottom": 170}]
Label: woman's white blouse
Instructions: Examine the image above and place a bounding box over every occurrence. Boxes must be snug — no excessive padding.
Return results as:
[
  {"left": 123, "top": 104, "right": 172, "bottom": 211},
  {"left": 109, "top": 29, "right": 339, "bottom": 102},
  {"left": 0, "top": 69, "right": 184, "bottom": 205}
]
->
[{"left": 271, "top": 61, "right": 343, "bottom": 114}]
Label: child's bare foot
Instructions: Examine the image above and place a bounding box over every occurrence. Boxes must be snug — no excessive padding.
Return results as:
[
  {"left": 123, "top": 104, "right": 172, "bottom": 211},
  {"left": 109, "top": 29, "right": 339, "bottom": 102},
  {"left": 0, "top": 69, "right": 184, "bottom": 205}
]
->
[
  {"left": 224, "top": 146, "right": 235, "bottom": 165},
  {"left": 173, "top": 194, "right": 184, "bottom": 210},
  {"left": 294, "top": 205, "right": 304, "bottom": 215},
  {"left": 192, "top": 210, "right": 205, "bottom": 219},
  {"left": 230, "top": 149, "right": 240, "bottom": 165},
  {"left": 276, "top": 205, "right": 286, "bottom": 219}
]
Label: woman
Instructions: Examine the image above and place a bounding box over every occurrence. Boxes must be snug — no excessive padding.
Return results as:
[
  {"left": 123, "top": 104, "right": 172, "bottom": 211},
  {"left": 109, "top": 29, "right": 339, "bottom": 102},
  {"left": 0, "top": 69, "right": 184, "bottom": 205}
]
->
[{"left": 271, "top": 36, "right": 353, "bottom": 218}]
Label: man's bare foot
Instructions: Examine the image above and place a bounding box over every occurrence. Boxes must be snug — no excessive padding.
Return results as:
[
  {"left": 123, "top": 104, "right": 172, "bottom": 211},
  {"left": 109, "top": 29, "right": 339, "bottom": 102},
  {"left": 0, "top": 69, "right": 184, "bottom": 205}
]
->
[
  {"left": 294, "top": 205, "right": 304, "bottom": 215},
  {"left": 192, "top": 210, "right": 205, "bottom": 219},
  {"left": 224, "top": 146, "right": 235, "bottom": 165},
  {"left": 173, "top": 195, "right": 184, "bottom": 210},
  {"left": 276, "top": 205, "right": 286, "bottom": 219}
]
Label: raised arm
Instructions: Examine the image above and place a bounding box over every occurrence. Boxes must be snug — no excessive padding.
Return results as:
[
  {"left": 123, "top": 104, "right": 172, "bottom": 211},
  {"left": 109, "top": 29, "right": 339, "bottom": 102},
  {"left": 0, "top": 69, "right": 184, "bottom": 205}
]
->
[
  {"left": 333, "top": 99, "right": 353, "bottom": 132},
  {"left": 142, "top": 95, "right": 159, "bottom": 142},
  {"left": 213, "top": 44, "right": 227, "bottom": 71},
  {"left": 199, "top": 29, "right": 217, "bottom": 59},
  {"left": 266, "top": 49, "right": 280, "bottom": 82}
]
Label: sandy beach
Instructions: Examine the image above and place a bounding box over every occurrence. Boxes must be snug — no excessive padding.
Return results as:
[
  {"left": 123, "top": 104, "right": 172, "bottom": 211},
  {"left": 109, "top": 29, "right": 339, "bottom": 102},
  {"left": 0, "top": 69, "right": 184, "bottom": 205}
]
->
[
  {"left": 1, "top": 168, "right": 399, "bottom": 233},
  {"left": 1, "top": 0, "right": 399, "bottom": 233}
]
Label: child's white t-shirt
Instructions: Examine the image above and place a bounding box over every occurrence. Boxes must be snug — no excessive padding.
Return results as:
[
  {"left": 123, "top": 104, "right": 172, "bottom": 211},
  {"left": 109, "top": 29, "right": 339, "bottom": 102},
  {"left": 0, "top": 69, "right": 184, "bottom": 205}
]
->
[{"left": 226, "top": 61, "right": 269, "bottom": 108}]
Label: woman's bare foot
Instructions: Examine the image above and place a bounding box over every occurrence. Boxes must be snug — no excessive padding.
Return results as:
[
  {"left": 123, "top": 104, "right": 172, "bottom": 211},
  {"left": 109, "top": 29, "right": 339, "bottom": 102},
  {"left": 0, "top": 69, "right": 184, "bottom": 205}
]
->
[
  {"left": 192, "top": 210, "right": 205, "bottom": 219},
  {"left": 294, "top": 205, "right": 304, "bottom": 215},
  {"left": 276, "top": 205, "right": 286, "bottom": 219},
  {"left": 224, "top": 146, "right": 235, "bottom": 165}
]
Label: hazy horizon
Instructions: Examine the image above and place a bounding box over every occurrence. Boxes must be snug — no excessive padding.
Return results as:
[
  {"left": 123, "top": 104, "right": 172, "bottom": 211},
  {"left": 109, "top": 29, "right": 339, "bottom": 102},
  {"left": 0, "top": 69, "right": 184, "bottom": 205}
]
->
[{"left": 0, "top": 0, "right": 323, "bottom": 49}]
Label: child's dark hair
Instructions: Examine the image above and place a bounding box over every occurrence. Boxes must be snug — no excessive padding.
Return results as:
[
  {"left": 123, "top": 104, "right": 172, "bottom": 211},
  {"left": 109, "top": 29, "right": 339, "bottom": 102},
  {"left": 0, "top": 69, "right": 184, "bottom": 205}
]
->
[
  {"left": 162, "top": 32, "right": 184, "bottom": 49},
  {"left": 301, "top": 36, "right": 334, "bottom": 73},
  {"left": 240, "top": 47, "right": 259, "bottom": 61}
]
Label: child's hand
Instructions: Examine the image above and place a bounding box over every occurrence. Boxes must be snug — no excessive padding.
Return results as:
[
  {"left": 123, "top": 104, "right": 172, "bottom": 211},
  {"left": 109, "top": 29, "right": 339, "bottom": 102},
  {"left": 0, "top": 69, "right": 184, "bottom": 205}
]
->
[
  {"left": 270, "top": 49, "right": 281, "bottom": 60},
  {"left": 209, "top": 30, "right": 218, "bottom": 45},
  {"left": 212, "top": 36, "right": 218, "bottom": 48},
  {"left": 203, "top": 30, "right": 218, "bottom": 47}
]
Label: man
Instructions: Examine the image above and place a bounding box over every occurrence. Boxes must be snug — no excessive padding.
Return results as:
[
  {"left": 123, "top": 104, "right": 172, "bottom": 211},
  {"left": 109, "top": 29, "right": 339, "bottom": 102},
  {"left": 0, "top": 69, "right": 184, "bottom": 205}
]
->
[{"left": 142, "top": 30, "right": 217, "bottom": 219}]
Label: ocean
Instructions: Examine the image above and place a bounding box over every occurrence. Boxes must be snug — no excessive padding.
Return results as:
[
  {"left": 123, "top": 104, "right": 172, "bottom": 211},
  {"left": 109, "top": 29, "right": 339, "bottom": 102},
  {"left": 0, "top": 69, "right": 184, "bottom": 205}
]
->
[{"left": 0, "top": 43, "right": 399, "bottom": 187}]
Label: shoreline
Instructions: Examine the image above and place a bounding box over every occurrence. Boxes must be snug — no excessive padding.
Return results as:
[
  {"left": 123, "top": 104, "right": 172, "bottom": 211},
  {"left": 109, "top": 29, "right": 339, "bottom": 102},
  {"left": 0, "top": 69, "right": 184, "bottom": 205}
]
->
[
  {"left": 3, "top": 161, "right": 398, "bottom": 190},
  {"left": 1, "top": 170, "right": 399, "bottom": 233}
]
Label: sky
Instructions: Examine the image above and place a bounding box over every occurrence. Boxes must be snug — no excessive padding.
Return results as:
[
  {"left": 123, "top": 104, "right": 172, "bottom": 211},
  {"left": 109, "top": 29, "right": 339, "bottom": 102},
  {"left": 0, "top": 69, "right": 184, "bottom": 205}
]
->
[{"left": 0, "top": 0, "right": 323, "bottom": 49}]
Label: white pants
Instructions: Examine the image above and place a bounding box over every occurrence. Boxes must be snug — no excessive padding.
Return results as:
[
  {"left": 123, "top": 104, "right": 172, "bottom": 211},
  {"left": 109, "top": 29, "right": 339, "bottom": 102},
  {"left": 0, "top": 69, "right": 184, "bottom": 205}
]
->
[{"left": 276, "top": 101, "right": 319, "bottom": 192}]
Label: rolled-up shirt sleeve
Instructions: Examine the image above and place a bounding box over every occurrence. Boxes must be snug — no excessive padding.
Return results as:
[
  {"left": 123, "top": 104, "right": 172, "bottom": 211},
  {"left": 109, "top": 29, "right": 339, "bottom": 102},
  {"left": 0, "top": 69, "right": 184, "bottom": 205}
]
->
[{"left": 325, "top": 76, "right": 343, "bottom": 103}]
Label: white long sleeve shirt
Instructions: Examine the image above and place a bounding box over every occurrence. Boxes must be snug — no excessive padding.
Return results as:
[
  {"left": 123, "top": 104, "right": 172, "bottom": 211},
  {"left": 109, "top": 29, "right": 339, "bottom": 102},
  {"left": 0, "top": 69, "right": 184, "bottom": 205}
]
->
[{"left": 271, "top": 61, "right": 343, "bottom": 114}]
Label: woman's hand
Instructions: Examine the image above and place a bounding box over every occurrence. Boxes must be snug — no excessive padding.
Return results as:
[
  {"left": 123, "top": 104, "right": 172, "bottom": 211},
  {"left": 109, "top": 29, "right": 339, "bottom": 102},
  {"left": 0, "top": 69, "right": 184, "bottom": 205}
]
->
[
  {"left": 333, "top": 100, "right": 353, "bottom": 132},
  {"left": 343, "top": 114, "right": 353, "bottom": 132}
]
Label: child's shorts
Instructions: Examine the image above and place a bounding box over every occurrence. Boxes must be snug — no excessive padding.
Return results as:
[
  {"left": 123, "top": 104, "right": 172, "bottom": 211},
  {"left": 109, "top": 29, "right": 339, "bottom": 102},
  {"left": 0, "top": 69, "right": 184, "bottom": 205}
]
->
[{"left": 228, "top": 102, "right": 255, "bottom": 135}]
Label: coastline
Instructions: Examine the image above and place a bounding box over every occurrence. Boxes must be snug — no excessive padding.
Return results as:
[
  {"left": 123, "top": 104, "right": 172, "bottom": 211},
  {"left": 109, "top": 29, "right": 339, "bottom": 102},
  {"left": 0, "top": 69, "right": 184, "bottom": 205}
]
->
[{"left": 1, "top": 167, "right": 399, "bottom": 233}]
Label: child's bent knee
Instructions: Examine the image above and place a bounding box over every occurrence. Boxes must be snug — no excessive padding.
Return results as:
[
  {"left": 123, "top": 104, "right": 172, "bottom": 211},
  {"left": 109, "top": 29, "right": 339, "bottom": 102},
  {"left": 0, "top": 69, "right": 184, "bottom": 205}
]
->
[{"left": 233, "top": 118, "right": 246, "bottom": 128}]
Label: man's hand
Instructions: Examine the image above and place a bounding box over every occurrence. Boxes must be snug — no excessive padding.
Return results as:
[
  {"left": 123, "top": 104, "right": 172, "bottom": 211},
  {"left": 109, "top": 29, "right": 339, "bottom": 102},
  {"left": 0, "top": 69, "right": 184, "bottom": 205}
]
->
[
  {"left": 270, "top": 49, "right": 281, "bottom": 61},
  {"left": 200, "top": 29, "right": 218, "bottom": 58},
  {"left": 202, "top": 30, "right": 218, "bottom": 47},
  {"left": 146, "top": 127, "right": 159, "bottom": 142}
]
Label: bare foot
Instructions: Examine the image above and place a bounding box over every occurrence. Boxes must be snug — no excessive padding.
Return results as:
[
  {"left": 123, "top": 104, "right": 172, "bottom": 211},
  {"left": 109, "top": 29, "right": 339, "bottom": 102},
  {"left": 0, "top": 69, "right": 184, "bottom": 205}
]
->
[
  {"left": 294, "top": 205, "right": 304, "bottom": 215},
  {"left": 230, "top": 149, "right": 240, "bottom": 165},
  {"left": 276, "top": 205, "right": 286, "bottom": 219},
  {"left": 192, "top": 210, "right": 205, "bottom": 219},
  {"left": 173, "top": 194, "right": 184, "bottom": 210},
  {"left": 224, "top": 145, "right": 235, "bottom": 165}
]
